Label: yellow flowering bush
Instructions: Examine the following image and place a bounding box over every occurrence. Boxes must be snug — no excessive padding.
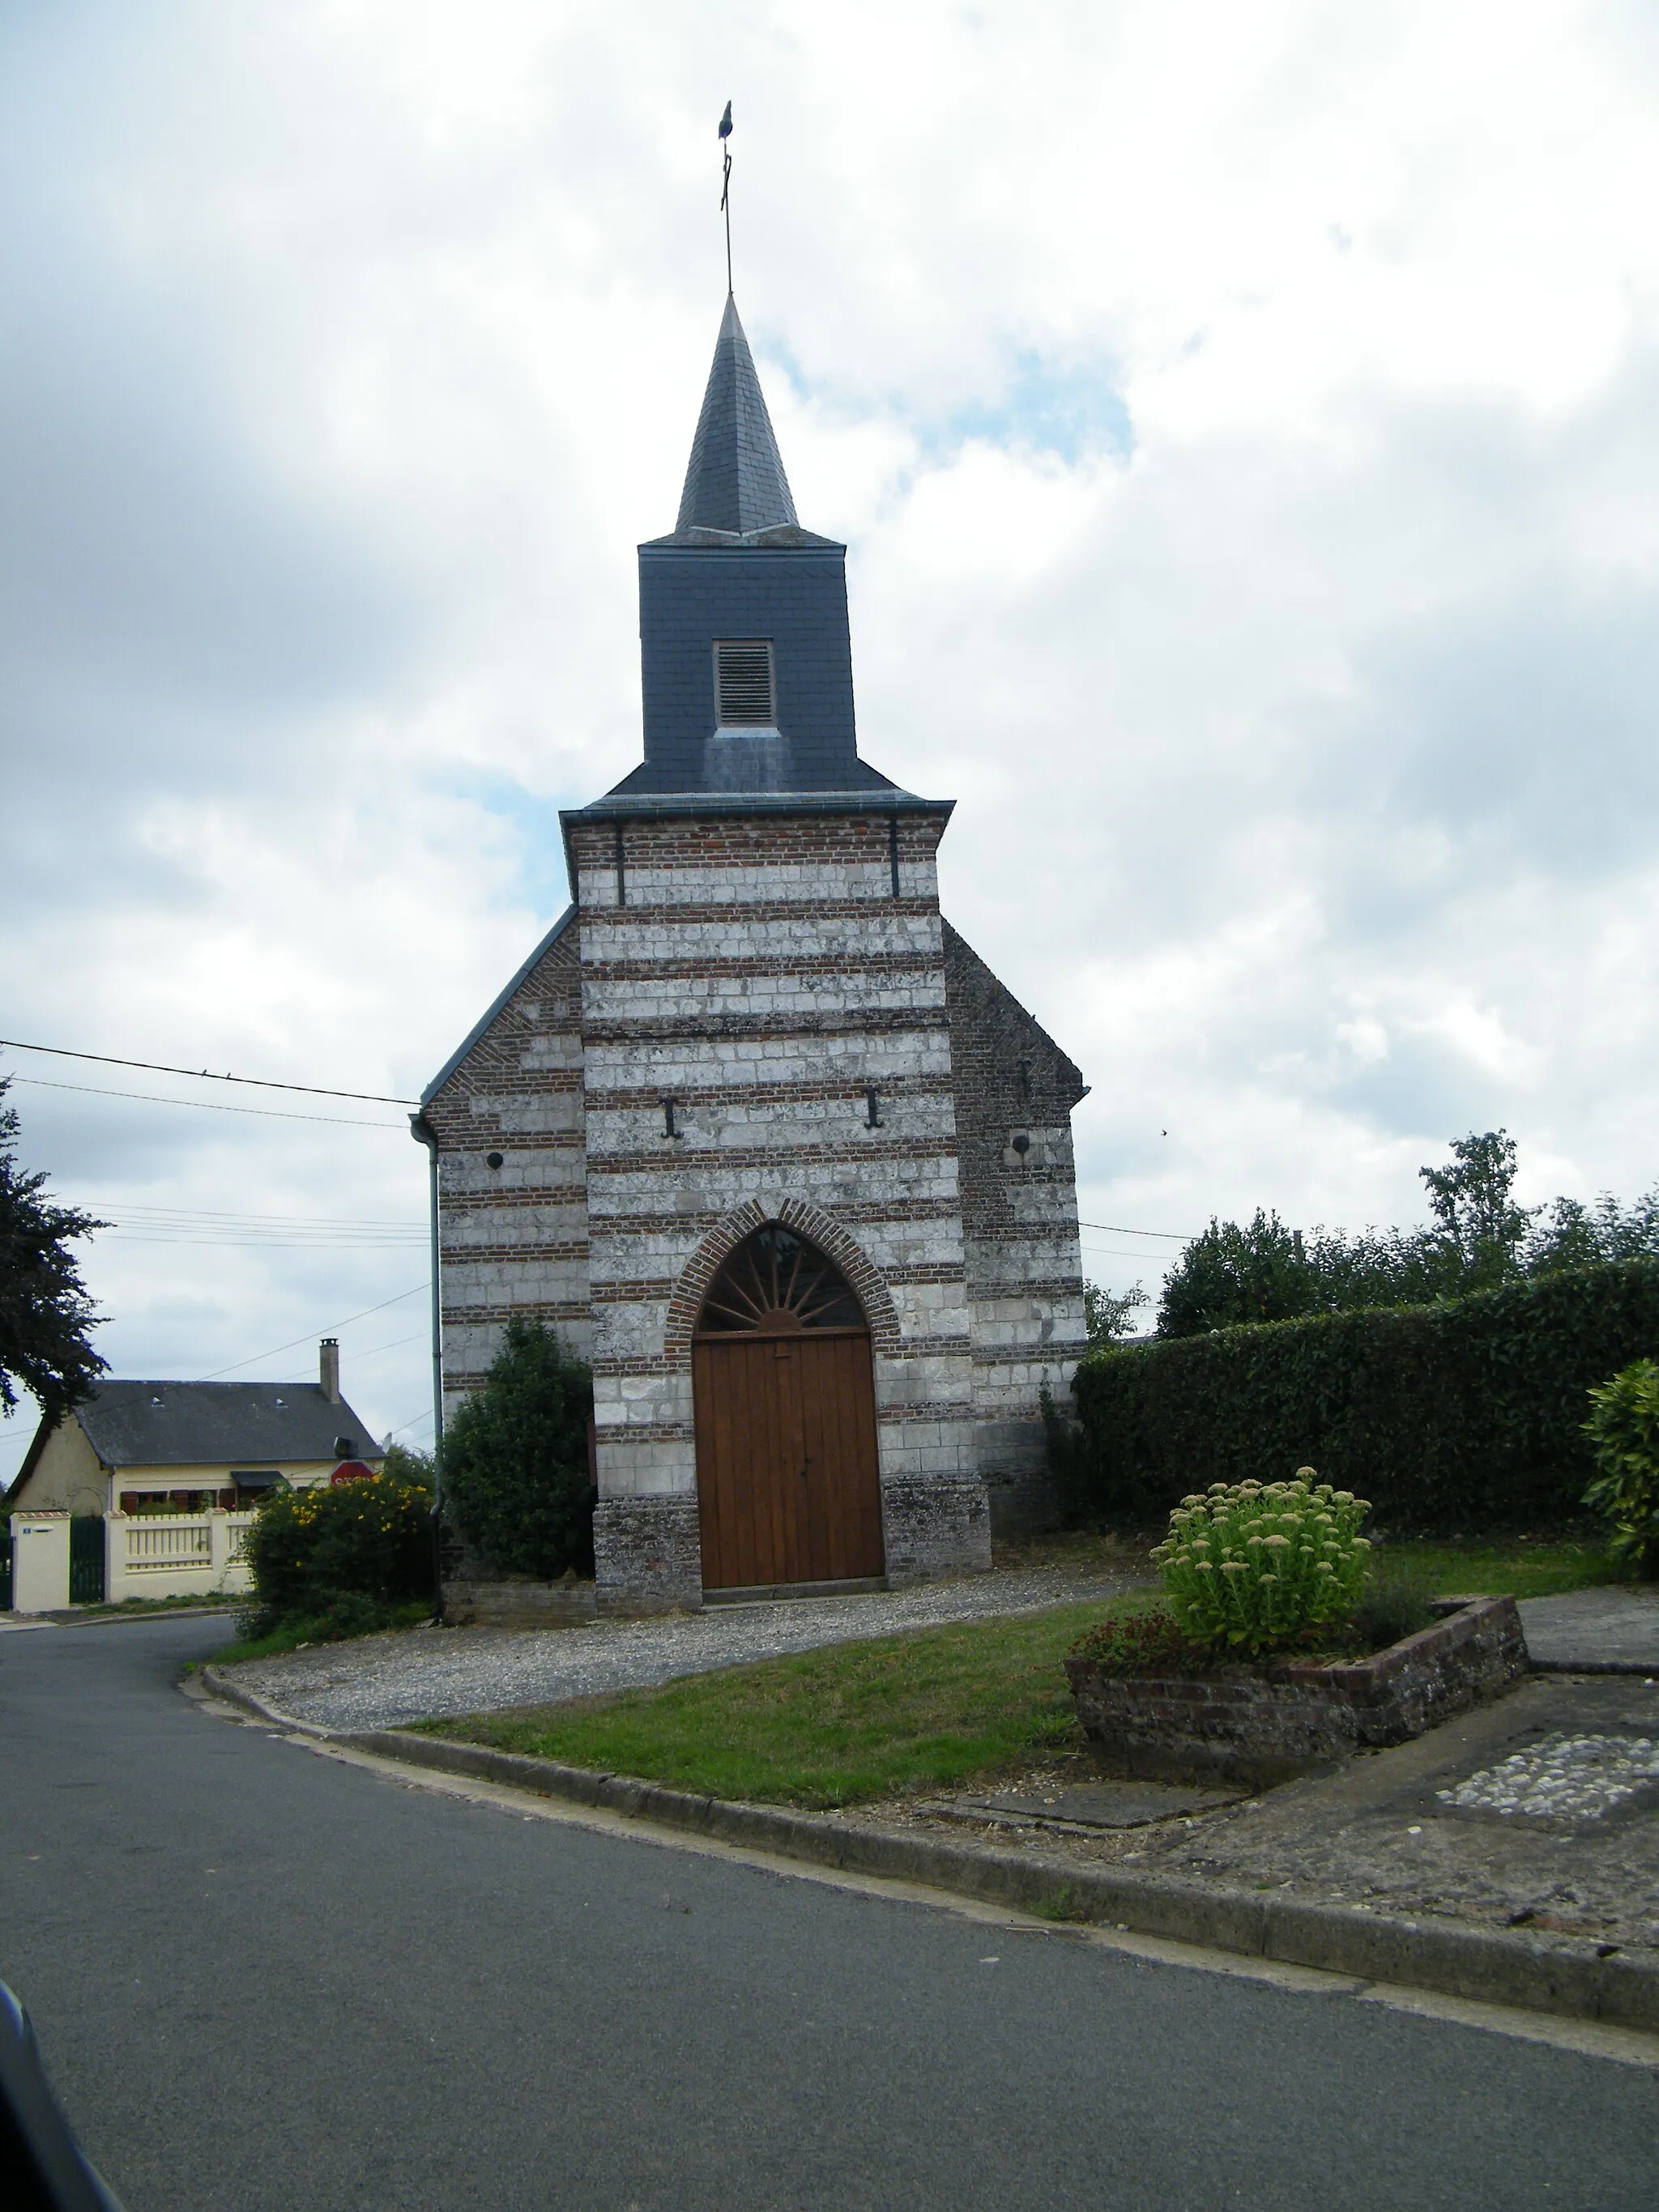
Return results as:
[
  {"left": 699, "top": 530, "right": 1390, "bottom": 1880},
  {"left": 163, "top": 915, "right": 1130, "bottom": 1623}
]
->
[
  {"left": 1149, "top": 1468, "right": 1371, "bottom": 1656},
  {"left": 241, "top": 1473, "right": 434, "bottom": 1636}
]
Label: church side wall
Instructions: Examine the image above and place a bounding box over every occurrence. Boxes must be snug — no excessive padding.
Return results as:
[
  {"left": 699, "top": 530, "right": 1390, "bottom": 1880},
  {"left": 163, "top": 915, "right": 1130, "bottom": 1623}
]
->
[
  {"left": 942, "top": 922, "right": 1089, "bottom": 1533},
  {"left": 569, "top": 808, "right": 989, "bottom": 1613},
  {"left": 423, "top": 923, "right": 591, "bottom": 1427}
]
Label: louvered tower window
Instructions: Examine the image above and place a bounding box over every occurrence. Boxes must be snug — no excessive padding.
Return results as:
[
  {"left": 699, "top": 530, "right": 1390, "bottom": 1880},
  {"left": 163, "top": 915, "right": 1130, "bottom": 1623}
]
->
[{"left": 714, "top": 639, "right": 776, "bottom": 727}]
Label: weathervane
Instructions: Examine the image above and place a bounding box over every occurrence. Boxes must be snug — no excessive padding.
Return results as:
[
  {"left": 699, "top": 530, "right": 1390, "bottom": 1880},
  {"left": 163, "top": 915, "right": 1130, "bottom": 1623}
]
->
[{"left": 719, "top": 100, "right": 734, "bottom": 296}]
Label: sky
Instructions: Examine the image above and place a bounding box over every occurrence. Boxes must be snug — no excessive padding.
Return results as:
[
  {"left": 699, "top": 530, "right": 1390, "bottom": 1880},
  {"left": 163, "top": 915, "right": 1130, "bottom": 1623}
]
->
[{"left": 5, "top": 0, "right": 1659, "bottom": 1480}]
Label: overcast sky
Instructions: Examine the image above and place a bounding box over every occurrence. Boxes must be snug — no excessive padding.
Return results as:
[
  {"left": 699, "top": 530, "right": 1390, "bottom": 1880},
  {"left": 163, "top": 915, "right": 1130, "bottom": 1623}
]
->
[{"left": 5, "top": 2, "right": 1658, "bottom": 1481}]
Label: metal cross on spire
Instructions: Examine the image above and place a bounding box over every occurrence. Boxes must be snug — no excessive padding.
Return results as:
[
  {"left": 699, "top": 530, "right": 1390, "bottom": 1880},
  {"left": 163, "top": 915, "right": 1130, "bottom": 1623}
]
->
[{"left": 719, "top": 100, "right": 734, "bottom": 296}]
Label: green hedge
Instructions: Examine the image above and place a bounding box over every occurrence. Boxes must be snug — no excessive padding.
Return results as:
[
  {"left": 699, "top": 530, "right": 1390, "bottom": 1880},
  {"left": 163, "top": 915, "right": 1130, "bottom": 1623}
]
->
[{"left": 1066, "top": 1259, "right": 1659, "bottom": 1529}]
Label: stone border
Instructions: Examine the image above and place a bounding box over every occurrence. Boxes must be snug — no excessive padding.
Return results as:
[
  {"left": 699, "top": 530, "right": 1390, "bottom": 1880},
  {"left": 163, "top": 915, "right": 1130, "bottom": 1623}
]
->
[
  {"left": 201, "top": 1663, "right": 1659, "bottom": 2037},
  {"left": 1065, "top": 1595, "right": 1528, "bottom": 1788}
]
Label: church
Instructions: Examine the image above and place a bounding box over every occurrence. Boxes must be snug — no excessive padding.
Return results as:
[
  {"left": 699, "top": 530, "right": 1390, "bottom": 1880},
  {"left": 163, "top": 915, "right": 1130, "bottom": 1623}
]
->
[{"left": 416, "top": 292, "right": 1089, "bottom": 1614}]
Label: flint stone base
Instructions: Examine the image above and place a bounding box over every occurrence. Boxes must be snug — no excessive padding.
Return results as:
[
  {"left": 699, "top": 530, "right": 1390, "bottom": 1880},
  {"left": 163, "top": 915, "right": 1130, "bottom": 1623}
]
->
[
  {"left": 881, "top": 1477, "right": 993, "bottom": 1587},
  {"left": 1065, "top": 1595, "right": 1529, "bottom": 1788},
  {"left": 593, "top": 1497, "right": 703, "bottom": 1616},
  {"left": 443, "top": 1575, "right": 597, "bottom": 1629}
]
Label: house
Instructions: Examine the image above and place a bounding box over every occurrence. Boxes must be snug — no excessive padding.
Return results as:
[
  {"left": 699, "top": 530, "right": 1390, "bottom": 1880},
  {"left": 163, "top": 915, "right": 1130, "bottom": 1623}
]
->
[
  {"left": 415, "top": 292, "right": 1088, "bottom": 1617},
  {"left": 6, "top": 1338, "right": 383, "bottom": 1516}
]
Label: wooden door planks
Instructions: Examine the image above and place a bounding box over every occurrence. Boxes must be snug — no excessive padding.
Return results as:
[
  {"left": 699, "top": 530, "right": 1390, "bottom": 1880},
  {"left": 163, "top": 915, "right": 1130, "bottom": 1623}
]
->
[{"left": 693, "top": 1330, "right": 884, "bottom": 1589}]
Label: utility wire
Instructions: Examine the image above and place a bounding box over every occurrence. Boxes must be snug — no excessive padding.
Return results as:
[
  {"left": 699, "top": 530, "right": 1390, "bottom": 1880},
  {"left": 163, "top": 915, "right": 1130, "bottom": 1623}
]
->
[
  {"left": 1077, "top": 1219, "right": 1195, "bottom": 1240},
  {"left": 11, "top": 1076, "right": 403, "bottom": 1129},
  {"left": 0, "top": 1036, "right": 417, "bottom": 1106},
  {"left": 199, "top": 1284, "right": 429, "bottom": 1379}
]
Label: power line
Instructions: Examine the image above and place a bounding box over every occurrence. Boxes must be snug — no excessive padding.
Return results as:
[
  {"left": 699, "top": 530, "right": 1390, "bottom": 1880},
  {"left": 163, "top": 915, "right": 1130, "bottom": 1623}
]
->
[
  {"left": 98, "top": 1204, "right": 423, "bottom": 1247},
  {"left": 10, "top": 1076, "right": 404, "bottom": 1130},
  {"left": 1078, "top": 1219, "right": 1195, "bottom": 1241},
  {"left": 0, "top": 1036, "right": 418, "bottom": 1106},
  {"left": 348, "top": 1331, "right": 427, "bottom": 1362},
  {"left": 199, "top": 1283, "right": 429, "bottom": 1379}
]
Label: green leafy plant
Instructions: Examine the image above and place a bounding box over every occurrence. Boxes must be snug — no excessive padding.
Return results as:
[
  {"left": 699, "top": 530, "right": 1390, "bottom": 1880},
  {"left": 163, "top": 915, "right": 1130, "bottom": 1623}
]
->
[
  {"left": 1067, "top": 1608, "right": 1206, "bottom": 1676},
  {"left": 241, "top": 1473, "right": 434, "bottom": 1636},
  {"left": 1150, "top": 1471, "right": 1371, "bottom": 1655},
  {"left": 1071, "top": 1259, "right": 1659, "bottom": 1528},
  {"left": 440, "top": 1317, "right": 594, "bottom": 1578},
  {"left": 1583, "top": 1358, "right": 1659, "bottom": 1578}
]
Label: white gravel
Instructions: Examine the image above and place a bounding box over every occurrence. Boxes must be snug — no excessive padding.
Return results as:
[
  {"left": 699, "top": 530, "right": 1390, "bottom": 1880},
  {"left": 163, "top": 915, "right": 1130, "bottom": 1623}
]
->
[
  {"left": 1437, "top": 1733, "right": 1659, "bottom": 1826},
  {"left": 222, "top": 1566, "right": 1145, "bottom": 1733}
]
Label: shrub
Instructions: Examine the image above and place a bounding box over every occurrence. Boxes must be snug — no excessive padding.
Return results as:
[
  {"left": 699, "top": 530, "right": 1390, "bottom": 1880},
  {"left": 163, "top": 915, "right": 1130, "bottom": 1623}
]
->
[
  {"left": 1347, "top": 1558, "right": 1439, "bottom": 1652},
  {"left": 241, "top": 1473, "right": 434, "bottom": 1634},
  {"left": 1583, "top": 1358, "right": 1659, "bottom": 1578},
  {"left": 1150, "top": 1473, "right": 1371, "bottom": 1656},
  {"left": 1068, "top": 1609, "right": 1205, "bottom": 1676},
  {"left": 440, "top": 1318, "right": 594, "bottom": 1578},
  {"left": 1068, "top": 1259, "right": 1659, "bottom": 1530}
]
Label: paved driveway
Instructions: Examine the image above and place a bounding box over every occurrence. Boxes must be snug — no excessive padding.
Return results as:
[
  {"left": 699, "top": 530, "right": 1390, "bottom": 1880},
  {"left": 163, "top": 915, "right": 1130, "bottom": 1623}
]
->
[{"left": 3, "top": 1617, "right": 1657, "bottom": 2211}]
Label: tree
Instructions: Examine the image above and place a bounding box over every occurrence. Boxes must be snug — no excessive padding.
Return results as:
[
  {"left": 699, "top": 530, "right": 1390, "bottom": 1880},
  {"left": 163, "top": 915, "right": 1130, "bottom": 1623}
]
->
[
  {"left": 1418, "top": 1128, "right": 1534, "bottom": 1291},
  {"left": 1149, "top": 1129, "right": 1653, "bottom": 1342},
  {"left": 0, "top": 1079, "right": 107, "bottom": 1422},
  {"left": 1084, "top": 1280, "right": 1149, "bottom": 1347},
  {"left": 1525, "top": 1189, "right": 1659, "bottom": 1276},
  {"left": 1156, "top": 1211, "right": 1323, "bottom": 1336},
  {"left": 440, "top": 1317, "right": 595, "bottom": 1577},
  {"left": 380, "top": 1442, "right": 435, "bottom": 1490}
]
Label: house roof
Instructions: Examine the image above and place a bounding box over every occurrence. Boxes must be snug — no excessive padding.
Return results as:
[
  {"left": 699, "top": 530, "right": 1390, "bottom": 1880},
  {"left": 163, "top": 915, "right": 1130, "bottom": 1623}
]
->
[
  {"left": 672, "top": 296, "right": 798, "bottom": 539},
  {"left": 66, "top": 1380, "right": 382, "bottom": 1472}
]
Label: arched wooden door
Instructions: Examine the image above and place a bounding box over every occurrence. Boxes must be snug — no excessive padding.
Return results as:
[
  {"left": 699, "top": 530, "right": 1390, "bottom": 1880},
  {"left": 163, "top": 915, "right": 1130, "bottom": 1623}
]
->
[{"left": 693, "top": 1224, "right": 885, "bottom": 1592}]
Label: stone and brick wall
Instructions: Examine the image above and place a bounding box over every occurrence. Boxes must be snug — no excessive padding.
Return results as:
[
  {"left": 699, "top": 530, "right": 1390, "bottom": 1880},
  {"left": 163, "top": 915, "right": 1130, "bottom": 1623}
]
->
[
  {"left": 424, "top": 806, "right": 1090, "bottom": 1609},
  {"left": 942, "top": 922, "right": 1088, "bottom": 1532},
  {"left": 421, "top": 914, "right": 591, "bottom": 1422},
  {"left": 565, "top": 798, "right": 989, "bottom": 1610}
]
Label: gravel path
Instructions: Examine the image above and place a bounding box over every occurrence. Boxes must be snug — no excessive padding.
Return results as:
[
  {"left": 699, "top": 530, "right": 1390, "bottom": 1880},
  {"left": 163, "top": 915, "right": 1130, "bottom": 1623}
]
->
[{"left": 221, "top": 1566, "right": 1145, "bottom": 1732}]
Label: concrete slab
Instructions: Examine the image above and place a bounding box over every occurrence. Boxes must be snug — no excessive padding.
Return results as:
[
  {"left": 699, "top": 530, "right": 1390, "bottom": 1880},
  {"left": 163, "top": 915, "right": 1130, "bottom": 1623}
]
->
[{"left": 1518, "top": 1586, "right": 1659, "bottom": 1673}]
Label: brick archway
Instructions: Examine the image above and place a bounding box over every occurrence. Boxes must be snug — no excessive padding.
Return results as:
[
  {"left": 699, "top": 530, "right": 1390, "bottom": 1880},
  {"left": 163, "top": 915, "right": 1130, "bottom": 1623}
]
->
[{"left": 664, "top": 1199, "right": 902, "bottom": 1370}]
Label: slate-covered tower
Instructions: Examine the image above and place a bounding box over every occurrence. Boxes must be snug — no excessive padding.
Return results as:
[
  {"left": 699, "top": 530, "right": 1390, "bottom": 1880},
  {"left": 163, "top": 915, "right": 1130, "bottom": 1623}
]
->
[{"left": 419, "top": 296, "right": 1088, "bottom": 1612}]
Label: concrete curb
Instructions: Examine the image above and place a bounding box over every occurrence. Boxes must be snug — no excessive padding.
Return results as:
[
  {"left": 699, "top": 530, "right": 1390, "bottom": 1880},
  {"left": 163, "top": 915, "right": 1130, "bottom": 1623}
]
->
[{"left": 200, "top": 1665, "right": 1659, "bottom": 2036}]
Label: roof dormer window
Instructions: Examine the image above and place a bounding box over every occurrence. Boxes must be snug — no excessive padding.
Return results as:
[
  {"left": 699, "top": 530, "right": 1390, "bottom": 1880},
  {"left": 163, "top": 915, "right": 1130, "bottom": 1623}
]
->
[{"left": 714, "top": 639, "right": 775, "bottom": 727}]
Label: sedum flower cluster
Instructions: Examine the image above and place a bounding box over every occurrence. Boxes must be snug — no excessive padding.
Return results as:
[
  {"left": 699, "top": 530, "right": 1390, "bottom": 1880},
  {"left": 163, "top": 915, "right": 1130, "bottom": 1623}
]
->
[{"left": 1149, "top": 1469, "right": 1372, "bottom": 1656}]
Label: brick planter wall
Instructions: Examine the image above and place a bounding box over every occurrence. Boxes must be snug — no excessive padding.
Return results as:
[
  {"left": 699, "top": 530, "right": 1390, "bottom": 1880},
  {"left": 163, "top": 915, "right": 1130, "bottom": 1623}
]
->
[
  {"left": 1064, "top": 1595, "right": 1529, "bottom": 1788},
  {"left": 442, "top": 1577, "right": 598, "bottom": 1628}
]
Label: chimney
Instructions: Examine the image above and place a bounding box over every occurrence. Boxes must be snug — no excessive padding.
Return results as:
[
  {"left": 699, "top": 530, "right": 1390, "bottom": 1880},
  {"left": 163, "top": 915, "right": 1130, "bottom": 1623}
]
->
[{"left": 319, "top": 1337, "right": 341, "bottom": 1404}]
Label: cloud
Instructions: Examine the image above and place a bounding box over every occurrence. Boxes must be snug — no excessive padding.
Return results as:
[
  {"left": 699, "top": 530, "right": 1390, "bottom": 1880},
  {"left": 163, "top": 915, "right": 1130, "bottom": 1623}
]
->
[{"left": 6, "top": 1, "right": 1659, "bottom": 1476}]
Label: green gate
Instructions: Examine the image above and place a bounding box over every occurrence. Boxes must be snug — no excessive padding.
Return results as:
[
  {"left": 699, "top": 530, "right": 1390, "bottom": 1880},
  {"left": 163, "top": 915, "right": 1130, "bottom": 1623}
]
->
[{"left": 70, "top": 1516, "right": 106, "bottom": 1605}]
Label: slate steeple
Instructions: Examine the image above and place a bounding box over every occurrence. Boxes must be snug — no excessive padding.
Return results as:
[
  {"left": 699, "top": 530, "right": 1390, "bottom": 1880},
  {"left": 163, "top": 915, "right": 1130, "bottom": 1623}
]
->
[
  {"left": 591, "top": 293, "right": 909, "bottom": 801},
  {"left": 676, "top": 296, "right": 799, "bottom": 539}
]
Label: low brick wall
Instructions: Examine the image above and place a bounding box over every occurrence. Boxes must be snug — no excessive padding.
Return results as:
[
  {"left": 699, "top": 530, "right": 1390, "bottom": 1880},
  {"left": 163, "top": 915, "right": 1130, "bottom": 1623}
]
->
[
  {"left": 442, "top": 1576, "right": 598, "bottom": 1628},
  {"left": 1065, "top": 1595, "right": 1529, "bottom": 1788}
]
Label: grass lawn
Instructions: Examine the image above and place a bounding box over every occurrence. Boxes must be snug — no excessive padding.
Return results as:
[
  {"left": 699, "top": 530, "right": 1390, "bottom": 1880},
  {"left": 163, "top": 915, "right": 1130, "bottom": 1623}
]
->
[
  {"left": 1367, "top": 1534, "right": 1615, "bottom": 1600},
  {"left": 422, "top": 1598, "right": 1137, "bottom": 1809},
  {"left": 422, "top": 1532, "right": 1622, "bottom": 1811}
]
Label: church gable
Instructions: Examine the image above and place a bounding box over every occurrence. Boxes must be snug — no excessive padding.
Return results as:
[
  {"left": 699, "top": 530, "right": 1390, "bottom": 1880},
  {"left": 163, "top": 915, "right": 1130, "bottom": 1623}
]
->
[{"left": 421, "top": 910, "right": 591, "bottom": 1396}]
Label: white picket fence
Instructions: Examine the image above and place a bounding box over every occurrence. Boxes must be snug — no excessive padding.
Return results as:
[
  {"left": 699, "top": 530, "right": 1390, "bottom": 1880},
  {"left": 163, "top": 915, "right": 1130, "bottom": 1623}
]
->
[
  {"left": 126, "top": 1518, "right": 215, "bottom": 1572},
  {"left": 117, "top": 1511, "right": 255, "bottom": 1599}
]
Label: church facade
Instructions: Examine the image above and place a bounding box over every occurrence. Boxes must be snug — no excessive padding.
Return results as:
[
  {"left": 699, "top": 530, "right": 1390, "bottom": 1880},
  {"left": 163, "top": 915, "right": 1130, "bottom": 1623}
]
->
[{"left": 416, "top": 296, "right": 1088, "bottom": 1613}]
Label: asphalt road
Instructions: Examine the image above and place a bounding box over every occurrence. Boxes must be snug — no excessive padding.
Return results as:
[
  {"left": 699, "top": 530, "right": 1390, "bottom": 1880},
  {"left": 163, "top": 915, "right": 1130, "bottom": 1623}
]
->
[{"left": 2, "top": 1622, "right": 1654, "bottom": 2211}]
